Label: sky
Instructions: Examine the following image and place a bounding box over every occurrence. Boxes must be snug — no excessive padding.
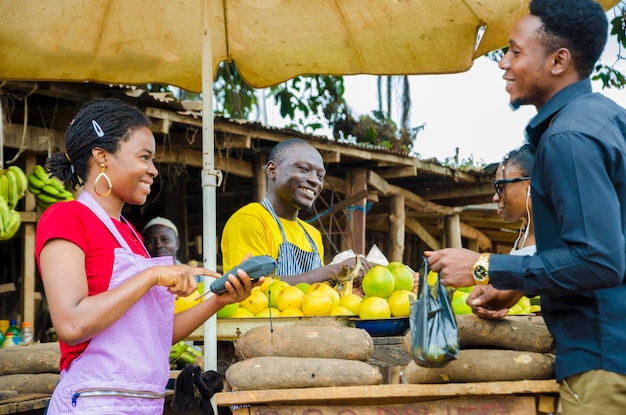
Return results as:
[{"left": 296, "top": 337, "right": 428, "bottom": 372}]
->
[
  {"left": 263, "top": 11, "right": 626, "bottom": 166},
  {"left": 339, "top": 39, "right": 626, "bottom": 165}
]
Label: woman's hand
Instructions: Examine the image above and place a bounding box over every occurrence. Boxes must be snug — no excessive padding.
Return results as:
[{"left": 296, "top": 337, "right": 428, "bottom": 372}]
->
[
  {"left": 214, "top": 270, "right": 264, "bottom": 307},
  {"left": 153, "top": 265, "right": 218, "bottom": 297}
]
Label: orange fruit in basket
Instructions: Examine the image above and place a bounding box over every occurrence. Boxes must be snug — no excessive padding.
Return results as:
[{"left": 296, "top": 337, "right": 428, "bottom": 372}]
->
[
  {"left": 302, "top": 290, "right": 333, "bottom": 316},
  {"left": 281, "top": 308, "right": 305, "bottom": 317},
  {"left": 387, "top": 262, "right": 415, "bottom": 292},
  {"left": 240, "top": 288, "right": 269, "bottom": 315},
  {"left": 276, "top": 286, "right": 305, "bottom": 311},
  {"left": 330, "top": 305, "right": 354, "bottom": 316},
  {"left": 267, "top": 280, "right": 290, "bottom": 309},
  {"left": 216, "top": 302, "right": 238, "bottom": 318},
  {"left": 387, "top": 290, "right": 416, "bottom": 317},
  {"left": 174, "top": 290, "right": 203, "bottom": 314},
  {"left": 255, "top": 307, "right": 281, "bottom": 318},
  {"left": 362, "top": 266, "right": 395, "bottom": 298},
  {"left": 230, "top": 307, "right": 255, "bottom": 318},
  {"left": 306, "top": 283, "right": 340, "bottom": 307},
  {"left": 359, "top": 296, "right": 391, "bottom": 319},
  {"left": 340, "top": 293, "right": 363, "bottom": 315}
]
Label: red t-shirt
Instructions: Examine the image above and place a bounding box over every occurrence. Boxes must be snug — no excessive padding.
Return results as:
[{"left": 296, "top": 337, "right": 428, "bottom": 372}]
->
[{"left": 35, "top": 200, "right": 149, "bottom": 371}]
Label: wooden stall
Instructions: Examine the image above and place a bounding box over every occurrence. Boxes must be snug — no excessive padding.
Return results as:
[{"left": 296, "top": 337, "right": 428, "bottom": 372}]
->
[{"left": 215, "top": 381, "right": 560, "bottom": 415}]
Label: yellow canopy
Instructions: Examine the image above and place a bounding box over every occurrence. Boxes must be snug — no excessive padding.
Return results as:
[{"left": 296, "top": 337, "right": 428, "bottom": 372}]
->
[{"left": 0, "top": 0, "right": 619, "bottom": 91}]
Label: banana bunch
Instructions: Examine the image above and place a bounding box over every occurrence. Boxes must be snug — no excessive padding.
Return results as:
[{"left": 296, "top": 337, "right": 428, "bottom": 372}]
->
[
  {"left": 27, "top": 165, "right": 74, "bottom": 211},
  {"left": 0, "top": 166, "right": 28, "bottom": 241},
  {"left": 169, "top": 340, "right": 203, "bottom": 369}
]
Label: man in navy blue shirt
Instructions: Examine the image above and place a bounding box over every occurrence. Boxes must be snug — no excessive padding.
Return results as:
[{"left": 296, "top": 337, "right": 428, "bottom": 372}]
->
[{"left": 426, "top": 0, "right": 626, "bottom": 413}]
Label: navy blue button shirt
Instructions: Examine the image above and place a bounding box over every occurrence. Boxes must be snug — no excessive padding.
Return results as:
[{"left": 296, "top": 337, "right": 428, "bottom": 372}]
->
[{"left": 489, "top": 79, "right": 626, "bottom": 381}]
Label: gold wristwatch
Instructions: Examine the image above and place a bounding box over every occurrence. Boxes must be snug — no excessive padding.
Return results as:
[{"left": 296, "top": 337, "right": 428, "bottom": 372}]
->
[{"left": 472, "top": 253, "right": 491, "bottom": 285}]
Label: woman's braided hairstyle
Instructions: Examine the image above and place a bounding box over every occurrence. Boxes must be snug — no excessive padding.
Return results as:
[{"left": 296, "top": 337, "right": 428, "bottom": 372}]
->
[{"left": 46, "top": 98, "right": 151, "bottom": 190}]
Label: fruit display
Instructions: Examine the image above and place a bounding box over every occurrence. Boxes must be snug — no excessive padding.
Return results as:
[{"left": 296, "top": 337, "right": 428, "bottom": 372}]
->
[
  {"left": 27, "top": 165, "right": 74, "bottom": 212},
  {"left": 217, "top": 261, "right": 417, "bottom": 319},
  {"left": 0, "top": 166, "right": 28, "bottom": 241}
]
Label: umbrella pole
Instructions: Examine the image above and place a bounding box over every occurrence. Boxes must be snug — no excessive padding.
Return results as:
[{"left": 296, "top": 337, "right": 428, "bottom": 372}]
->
[{"left": 201, "top": 0, "right": 218, "bottom": 374}]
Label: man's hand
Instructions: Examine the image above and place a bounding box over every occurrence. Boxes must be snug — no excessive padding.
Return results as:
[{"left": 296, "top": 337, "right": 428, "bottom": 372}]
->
[
  {"left": 424, "top": 248, "right": 479, "bottom": 289},
  {"left": 467, "top": 285, "right": 524, "bottom": 320}
]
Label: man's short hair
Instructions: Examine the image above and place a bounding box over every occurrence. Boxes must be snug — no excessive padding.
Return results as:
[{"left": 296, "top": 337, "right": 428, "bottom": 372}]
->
[
  {"left": 268, "top": 138, "right": 311, "bottom": 164},
  {"left": 530, "top": 0, "right": 608, "bottom": 78}
]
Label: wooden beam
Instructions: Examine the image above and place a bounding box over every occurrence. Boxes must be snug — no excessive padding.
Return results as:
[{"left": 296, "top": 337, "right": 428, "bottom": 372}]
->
[
  {"left": 444, "top": 215, "right": 462, "bottom": 248},
  {"left": 145, "top": 107, "right": 202, "bottom": 127},
  {"left": 459, "top": 222, "right": 492, "bottom": 252},
  {"left": 329, "top": 190, "right": 370, "bottom": 215},
  {"left": 366, "top": 170, "right": 390, "bottom": 196},
  {"left": 379, "top": 165, "right": 417, "bottom": 179},
  {"left": 406, "top": 218, "right": 441, "bottom": 250},
  {"left": 387, "top": 184, "right": 460, "bottom": 216},
  {"left": 253, "top": 154, "right": 267, "bottom": 201},
  {"left": 323, "top": 175, "right": 347, "bottom": 195},
  {"left": 155, "top": 146, "right": 253, "bottom": 177},
  {"left": 424, "top": 183, "right": 494, "bottom": 201},
  {"left": 215, "top": 133, "right": 252, "bottom": 150},
  {"left": 388, "top": 195, "right": 405, "bottom": 262},
  {"left": 2, "top": 123, "right": 63, "bottom": 152}
]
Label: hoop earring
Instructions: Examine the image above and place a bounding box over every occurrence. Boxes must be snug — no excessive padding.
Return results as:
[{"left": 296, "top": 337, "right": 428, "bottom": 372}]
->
[{"left": 94, "top": 163, "right": 112, "bottom": 197}]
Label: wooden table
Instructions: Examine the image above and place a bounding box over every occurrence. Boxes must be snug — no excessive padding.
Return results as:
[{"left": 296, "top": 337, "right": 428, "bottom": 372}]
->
[
  {"left": 0, "top": 394, "right": 49, "bottom": 415},
  {"left": 215, "top": 380, "right": 560, "bottom": 415}
]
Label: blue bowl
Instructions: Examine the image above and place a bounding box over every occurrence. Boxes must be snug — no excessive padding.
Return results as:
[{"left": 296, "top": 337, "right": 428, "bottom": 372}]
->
[{"left": 349, "top": 317, "right": 410, "bottom": 337}]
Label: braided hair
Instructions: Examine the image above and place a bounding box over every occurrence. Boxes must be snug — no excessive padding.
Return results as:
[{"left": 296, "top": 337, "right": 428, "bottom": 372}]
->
[{"left": 46, "top": 98, "right": 151, "bottom": 190}]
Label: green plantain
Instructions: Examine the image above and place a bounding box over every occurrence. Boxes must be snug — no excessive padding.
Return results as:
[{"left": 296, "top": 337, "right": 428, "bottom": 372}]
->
[
  {"left": 5, "top": 169, "right": 18, "bottom": 209},
  {"left": 33, "top": 165, "right": 51, "bottom": 184},
  {"left": 0, "top": 210, "right": 21, "bottom": 240},
  {"left": 0, "top": 173, "right": 8, "bottom": 203},
  {"left": 7, "top": 166, "right": 28, "bottom": 197},
  {"left": 0, "top": 196, "right": 9, "bottom": 231}
]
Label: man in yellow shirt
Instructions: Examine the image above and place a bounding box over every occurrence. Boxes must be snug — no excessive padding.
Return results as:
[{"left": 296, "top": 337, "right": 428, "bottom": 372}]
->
[{"left": 221, "top": 139, "right": 369, "bottom": 285}]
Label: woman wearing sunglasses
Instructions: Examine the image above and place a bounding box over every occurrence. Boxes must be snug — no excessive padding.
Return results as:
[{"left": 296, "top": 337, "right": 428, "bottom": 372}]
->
[{"left": 493, "top": 144, "right": 535, "bottom": 255}]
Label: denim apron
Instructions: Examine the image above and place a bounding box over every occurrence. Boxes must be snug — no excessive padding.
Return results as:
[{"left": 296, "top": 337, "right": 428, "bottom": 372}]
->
[
  {"left": 46, "top": 192, "right": 174, "bottom": 415},
  {"left": 261, "top": 198, "right": 322, "bottom": 277}
]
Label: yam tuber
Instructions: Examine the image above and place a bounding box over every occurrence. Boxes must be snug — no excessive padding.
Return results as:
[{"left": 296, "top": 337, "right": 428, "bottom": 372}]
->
[
  {"left": 403, "top": 349, "right": 555, "bottom": 384},
  {"left": 234, "top": 319, "right": 373, "bottom": 361},
  {"left": 225, "top": 356, "right": 383, "bottom": 390},
  {"left": 403, "top": 315, "right": 554, "bottom": 354}
]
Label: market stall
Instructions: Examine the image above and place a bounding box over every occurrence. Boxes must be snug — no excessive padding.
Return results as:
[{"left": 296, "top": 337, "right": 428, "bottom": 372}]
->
[{"left": 215, "top": 381, "right": 560, "bottom": 415}]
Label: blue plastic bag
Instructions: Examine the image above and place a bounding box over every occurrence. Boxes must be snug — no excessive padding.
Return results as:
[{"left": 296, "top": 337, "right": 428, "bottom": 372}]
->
[{"left": 410, "top": 256, "right": 459, "bottom": 368}]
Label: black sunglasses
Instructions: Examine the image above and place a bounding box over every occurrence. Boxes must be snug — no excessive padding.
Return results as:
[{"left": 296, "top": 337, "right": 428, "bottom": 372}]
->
[{"left": 493, "top": 177, "right": 530, "bottom": 197}]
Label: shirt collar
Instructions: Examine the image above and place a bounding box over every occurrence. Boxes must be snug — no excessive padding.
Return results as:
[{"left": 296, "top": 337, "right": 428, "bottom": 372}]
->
[{"left": 525, "top": 78, "right": 593, "bottom": 147}]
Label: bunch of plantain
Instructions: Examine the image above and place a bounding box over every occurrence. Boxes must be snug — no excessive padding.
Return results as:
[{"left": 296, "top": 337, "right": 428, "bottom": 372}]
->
[
  {"left": 0, "top": 166, "right": 28, "bottom": 241},
  {"left": 27, "top": 165, "right": 74, "bottom": 211},
  {"left": 169, "top": 340, "right": 203, "bottom": 369}
]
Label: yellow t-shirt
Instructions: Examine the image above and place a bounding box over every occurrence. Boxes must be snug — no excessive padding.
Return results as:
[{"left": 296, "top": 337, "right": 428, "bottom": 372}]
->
[{"left": 220, "top": 202, "right": 324, "bottom": 272}]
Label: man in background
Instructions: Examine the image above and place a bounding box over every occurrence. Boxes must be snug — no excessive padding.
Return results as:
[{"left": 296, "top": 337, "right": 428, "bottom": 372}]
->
[{"left": 142, "top": 216, "right": 182, "bottom": 264}]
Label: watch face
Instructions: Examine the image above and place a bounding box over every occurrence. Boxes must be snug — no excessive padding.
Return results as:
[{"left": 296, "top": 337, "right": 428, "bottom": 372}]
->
[{"left": 474, "top": 266, "right": 488, "bottom": 281}]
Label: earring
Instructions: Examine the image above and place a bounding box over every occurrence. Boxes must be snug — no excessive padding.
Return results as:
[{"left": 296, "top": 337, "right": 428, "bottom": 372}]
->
[{"left": 94, "top": 163, "right": 112, "bottom": 197}]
